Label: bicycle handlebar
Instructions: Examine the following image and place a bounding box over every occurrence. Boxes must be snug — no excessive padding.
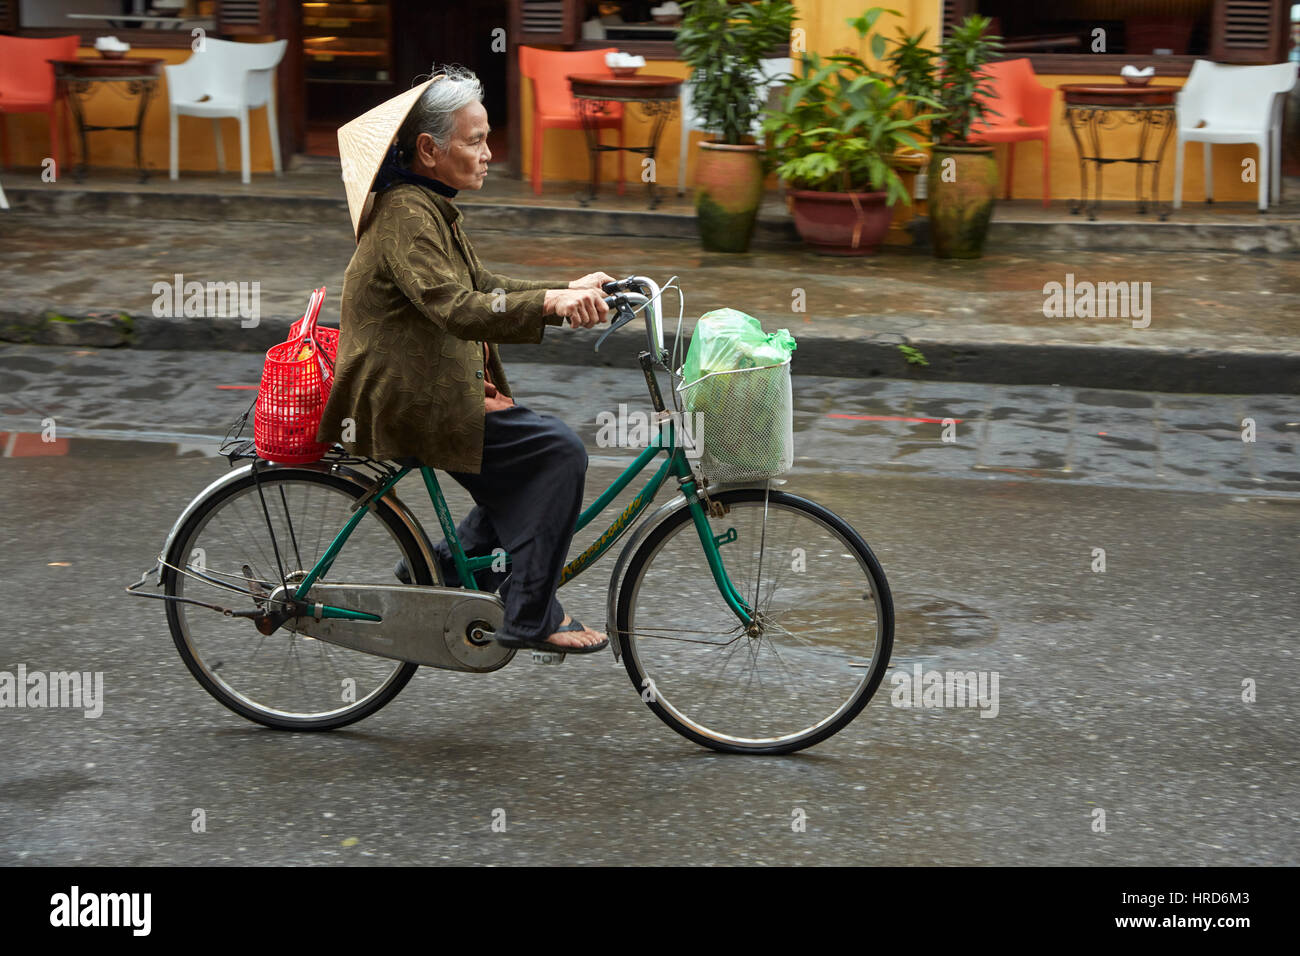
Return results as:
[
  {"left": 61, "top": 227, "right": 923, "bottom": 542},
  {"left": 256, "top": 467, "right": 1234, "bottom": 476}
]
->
[{"left": 594, "top": 276, "right": 665, "bottom": 359}]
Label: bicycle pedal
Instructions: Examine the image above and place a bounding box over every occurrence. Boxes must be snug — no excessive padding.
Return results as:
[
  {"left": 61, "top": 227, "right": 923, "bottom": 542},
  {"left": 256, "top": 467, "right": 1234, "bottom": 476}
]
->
[{"left": 531, "top": 650, "right": 567, "bottom": 665}]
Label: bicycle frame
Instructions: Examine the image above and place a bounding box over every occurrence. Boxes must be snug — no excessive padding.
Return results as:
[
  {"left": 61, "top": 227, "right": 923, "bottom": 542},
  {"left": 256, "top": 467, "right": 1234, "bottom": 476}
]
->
[
  {"left": 290, "top": 416, "right": 754, "bottom": 628},
  {"left": 280, "top": 273, "right": 755, "bottom": 632}
]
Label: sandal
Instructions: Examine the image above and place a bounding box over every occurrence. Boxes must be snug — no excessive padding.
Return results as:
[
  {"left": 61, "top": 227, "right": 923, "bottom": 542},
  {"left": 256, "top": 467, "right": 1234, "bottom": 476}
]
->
[{"left": 494, "top": 617, "right": 610, "bottom": 655}]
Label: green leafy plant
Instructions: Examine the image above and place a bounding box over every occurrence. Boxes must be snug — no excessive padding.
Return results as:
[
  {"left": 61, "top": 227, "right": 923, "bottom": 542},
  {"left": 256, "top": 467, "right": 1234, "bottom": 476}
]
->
[
  {"left": 761, "top": 8, "right": 941, "bottom": 203},
  {"left": 884, "top": 28, "right": 945, "bottom": 153},
  {"left": 884, "top": 27, "right": 938, "bottom": 120},
  {"left": 890, "top": 16, "right": 1003, "bottom": 144},
  {"left": 898, "top": 343, "right": 928, "bottom": 366},
  {"left": 676, "top": 0, "right": 796, "bottom": 146}
]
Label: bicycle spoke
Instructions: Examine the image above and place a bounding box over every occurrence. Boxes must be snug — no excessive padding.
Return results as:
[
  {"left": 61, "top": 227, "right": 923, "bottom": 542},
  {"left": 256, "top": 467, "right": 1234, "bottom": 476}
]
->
[
  {"left": 279, "top": 485, "right": 303, "bottom": 571},
  {"left": 619, "top": 493, "right": 890, "bottom": 749},
  {"left": 171, "top": 472, "right": 416, "bottom": 724}
]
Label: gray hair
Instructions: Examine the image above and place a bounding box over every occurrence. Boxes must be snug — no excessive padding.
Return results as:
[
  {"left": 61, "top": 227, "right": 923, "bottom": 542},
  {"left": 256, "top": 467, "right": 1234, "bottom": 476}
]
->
[{"left": 396, "top": 65, "right": 484, "bottom": 164}]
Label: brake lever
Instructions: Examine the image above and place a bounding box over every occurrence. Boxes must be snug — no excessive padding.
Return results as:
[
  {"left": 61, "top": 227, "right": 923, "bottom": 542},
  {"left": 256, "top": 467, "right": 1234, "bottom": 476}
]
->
[{"left": 593, "top": 301, "right": 639, "bottom": 353}]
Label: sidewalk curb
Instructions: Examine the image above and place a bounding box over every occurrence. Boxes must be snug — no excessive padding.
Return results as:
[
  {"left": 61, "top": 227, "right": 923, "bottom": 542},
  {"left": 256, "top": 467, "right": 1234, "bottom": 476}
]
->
[
  {"left": 8, "top": 182, "right": 1299, "bottom": 252},
  {"left": 3, "top": 302, "right": 1295, "bottom": 394},
  {"left": 501, "top": 335, "right": 1300, "bottom": 395},
  {"left": 1, "top": 183, "right": 802, "bottom": 244}
]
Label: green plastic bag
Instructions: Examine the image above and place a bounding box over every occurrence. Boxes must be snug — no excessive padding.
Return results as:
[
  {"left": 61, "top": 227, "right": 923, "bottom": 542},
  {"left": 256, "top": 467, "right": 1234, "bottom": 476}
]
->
[
  {"left": 680, "top": 309, "right": 797, "bottom": 478},
  {"left": 682, "top": 309, "right": 796, "bottom": 385}
]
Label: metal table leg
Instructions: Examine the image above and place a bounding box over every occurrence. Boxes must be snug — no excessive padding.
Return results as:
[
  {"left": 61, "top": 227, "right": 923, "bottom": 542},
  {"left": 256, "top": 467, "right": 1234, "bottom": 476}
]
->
[
  {"left": 573, "top": 95, "right": 678, "bottom": 209},
  {"left": 1065, "top": 105, "right": 1090, "bottom": 217},
  {"left": 128, "top": 78, "right": 159, "bottom": 183},
  {"left": 575, "top": 98, "right": 608, "bottom": 207},
  {"left": 1146, "top": 109, "right": 1175, "bottom": 221},
  {"left": 61, "top": 79, "right": 94, "bottom": 183}
]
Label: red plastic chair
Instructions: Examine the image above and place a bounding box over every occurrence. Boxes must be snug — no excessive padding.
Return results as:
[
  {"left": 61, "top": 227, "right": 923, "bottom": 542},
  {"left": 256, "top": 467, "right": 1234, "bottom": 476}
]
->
[
  {"left": 518, "top": 46, "right": 623, "bottom": 196},
  {"left": 0, "top": 35, "right": 79, "bottom": 171},
  {"left": 969, "top": 58, "right": 1054, "bottom": 208}
]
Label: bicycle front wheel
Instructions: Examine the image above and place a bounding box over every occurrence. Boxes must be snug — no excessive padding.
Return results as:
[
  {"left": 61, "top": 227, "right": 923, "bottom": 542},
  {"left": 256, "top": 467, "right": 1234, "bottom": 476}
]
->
[
  {"left": 164, "top": 466, "right": 434, "bottom": 730},
  {"left": 614, "top": 487, "right": 893, "bottom": 754}
]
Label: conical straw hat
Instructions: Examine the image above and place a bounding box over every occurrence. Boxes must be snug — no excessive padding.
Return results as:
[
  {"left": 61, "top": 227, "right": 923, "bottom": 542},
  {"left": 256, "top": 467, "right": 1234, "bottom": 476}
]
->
[{"left": 338, "top": 76, "right": 441, "bottom": 239}]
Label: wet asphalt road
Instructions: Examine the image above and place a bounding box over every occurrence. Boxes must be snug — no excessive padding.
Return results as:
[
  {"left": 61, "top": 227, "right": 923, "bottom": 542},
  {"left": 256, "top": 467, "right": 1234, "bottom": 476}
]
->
[{"left": 0, "top": 349, "right": 1297, "bottom": 865}]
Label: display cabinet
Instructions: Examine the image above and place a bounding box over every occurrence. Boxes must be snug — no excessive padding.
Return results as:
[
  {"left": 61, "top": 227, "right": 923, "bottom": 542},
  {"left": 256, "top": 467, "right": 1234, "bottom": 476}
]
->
[{"left": 301, "top": 1, "right": 392, "bottom": 85}]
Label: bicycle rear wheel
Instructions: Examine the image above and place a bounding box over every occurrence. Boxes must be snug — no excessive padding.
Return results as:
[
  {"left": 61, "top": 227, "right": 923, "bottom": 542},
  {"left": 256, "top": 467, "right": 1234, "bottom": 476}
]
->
[
  {"left": 613, "top": 487, "right": 893, "bottom": 754},
  {"left": 164, "top": 466, "right": 434, "bottom": 730}
]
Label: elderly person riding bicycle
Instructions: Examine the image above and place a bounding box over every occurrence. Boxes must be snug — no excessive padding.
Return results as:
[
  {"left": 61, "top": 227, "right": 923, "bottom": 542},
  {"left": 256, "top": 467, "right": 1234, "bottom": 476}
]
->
[{"left": 318, "top": 65, "right": 613, "bottom": 654}]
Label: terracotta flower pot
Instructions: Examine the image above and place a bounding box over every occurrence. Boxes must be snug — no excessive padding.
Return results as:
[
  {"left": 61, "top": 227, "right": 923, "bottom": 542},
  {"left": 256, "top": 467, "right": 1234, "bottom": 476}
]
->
[
  {"left": 695, "top": 141, "right": 764, "bottom": 253},
  {"left": 890, "top": 152, "right": 928, "bottom": 227},
  {"left": 927, "top": 143, "right": 998, "bottom": 259},
  {"left": 788, "top": 189, "right": 893, "bottom": 256}
]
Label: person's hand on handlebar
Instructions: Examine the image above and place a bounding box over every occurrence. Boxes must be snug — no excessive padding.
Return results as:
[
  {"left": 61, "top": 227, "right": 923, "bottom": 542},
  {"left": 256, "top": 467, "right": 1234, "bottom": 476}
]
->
[
  {"left": 567, "top": 271, "right": 618, "bottom": 292},
  {"left": 544, "top": 288, "right": 610, "bottom": 329}
]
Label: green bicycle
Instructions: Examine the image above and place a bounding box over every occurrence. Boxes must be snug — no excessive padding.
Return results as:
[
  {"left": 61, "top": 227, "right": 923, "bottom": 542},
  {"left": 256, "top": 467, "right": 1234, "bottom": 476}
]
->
[{"left": 128, "top": 276, "right": 893, "bottom": 754}]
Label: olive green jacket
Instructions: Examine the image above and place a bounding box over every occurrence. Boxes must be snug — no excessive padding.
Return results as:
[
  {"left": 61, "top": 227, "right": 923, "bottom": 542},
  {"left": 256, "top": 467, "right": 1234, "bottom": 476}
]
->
[{"left": 316, "top": 184, "right": 562, "bottom": 473}]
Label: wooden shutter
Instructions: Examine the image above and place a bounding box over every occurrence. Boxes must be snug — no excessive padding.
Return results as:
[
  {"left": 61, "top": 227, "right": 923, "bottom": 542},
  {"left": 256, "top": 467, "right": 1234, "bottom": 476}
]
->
[
  {"left": 217, "top": 0, "right": 275, "bottom": 36},
  {"left": 0, "top": 0, "right": 17, "bottom": 32},
  {"left": 942, "top": 0, "right": 975, "bottom": 39},
  {"left": 510, "top": 0, "right": 581, "bottom": 45},
  {"left": 1210, "top": 0, "right": 1288, "bottom": 64}
]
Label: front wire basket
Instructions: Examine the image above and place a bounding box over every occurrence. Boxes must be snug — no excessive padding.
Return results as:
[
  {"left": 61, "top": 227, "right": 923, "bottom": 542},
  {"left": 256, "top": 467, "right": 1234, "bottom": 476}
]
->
[{"left": 676, "top": 358, "right": 794, "bottom": 482}]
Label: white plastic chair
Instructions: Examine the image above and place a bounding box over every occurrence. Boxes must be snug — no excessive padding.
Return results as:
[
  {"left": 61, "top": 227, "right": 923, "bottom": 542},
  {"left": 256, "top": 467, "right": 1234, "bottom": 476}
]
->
[
  {"left": 677, "top": 57, "right": 794, "bottom": 195},
  {"left": 166, "top": 37, "right": 287, "bottom": 184},
  {"left": 1172, "top": 59, "right": 1298, "bottom": 212}
]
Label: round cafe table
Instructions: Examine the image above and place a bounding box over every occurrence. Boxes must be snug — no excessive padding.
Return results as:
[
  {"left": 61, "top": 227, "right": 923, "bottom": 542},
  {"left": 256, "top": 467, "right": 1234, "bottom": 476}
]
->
[
  {"left": 1059, "top": 83, "right": 1178, "bottom": 221},
  {"left": 567, "top": 73, "right": 682, "bottom": 209},
  {"left": 49, "top": 57, "right": 165, "bottom": 183}
]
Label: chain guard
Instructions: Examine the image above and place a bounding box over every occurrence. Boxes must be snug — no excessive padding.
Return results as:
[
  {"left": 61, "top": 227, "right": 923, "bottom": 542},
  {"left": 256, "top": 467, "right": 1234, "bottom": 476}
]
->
[{"left": 285, "top": 584, "right": 514, "bottom": 673}]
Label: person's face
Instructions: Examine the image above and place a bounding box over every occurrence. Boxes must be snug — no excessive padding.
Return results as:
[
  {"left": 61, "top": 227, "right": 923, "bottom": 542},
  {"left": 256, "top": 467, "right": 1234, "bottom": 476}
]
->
[{"left": 419, "top": 101, "right": 491, "bottom": 190}]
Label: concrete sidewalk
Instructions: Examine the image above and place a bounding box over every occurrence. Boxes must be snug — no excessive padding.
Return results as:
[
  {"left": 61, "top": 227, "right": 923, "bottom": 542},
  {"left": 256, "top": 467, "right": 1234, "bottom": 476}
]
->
[
  {"left": 1, "top": 207, "right": 1297, "bottom": 393},
  {"left": 7, "top": 163, "right": 1300, "bottom": 253}
]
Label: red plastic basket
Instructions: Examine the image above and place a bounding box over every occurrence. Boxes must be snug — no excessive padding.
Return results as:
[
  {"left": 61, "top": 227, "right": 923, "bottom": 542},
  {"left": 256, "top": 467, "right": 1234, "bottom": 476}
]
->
[{"left": 254, "top": 288, "right": 339, "bottom": 464}]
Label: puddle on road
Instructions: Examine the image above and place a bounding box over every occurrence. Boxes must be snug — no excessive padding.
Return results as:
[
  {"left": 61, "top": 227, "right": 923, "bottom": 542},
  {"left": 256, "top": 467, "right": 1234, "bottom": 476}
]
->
[
  {"left": 1096, "top": 434, "right": 1157, "bottom": 452},
  {"left": 892, "top": 593, "right": 998, "bottom": 652}
]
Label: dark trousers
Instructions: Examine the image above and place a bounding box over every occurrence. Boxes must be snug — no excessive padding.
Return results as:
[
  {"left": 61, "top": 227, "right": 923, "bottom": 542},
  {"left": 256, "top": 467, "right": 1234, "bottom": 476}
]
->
[{"left": 431, "top": 405, "right": 588, "bottom": 641}]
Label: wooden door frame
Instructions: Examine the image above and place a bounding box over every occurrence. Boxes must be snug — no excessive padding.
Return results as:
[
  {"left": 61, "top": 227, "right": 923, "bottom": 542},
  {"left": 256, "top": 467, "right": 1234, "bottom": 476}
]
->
[
  {"left": 507, "top": 47, "right": 522, "bottom": 178},
  {"left": 274, "top": 0, "right": 305, "bottom": 163}
]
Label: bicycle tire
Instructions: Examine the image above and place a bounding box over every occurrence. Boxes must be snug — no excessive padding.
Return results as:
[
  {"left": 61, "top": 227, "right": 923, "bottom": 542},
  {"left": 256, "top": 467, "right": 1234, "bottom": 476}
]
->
[
  {"left": 164, "top": 466, "right": 433, "bottom": 731},
  {"left": 614, "top": 487, "right": 894, "bottom": 755}
]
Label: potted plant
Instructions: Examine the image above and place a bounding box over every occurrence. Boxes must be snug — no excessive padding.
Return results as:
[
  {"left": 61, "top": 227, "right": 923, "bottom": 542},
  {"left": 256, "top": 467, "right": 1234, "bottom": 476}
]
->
[
  {"left": 761, "top": 8, "right": 941, "bottom": 255},
  {"left": 677, "top": 0, "right": 795, "bottom": 252},
  {"left": 890, "top": 17, "right": 1003, "bottom": 258},
  {"left": 882, "top": 26, "right": 938, "bottom": 225}
]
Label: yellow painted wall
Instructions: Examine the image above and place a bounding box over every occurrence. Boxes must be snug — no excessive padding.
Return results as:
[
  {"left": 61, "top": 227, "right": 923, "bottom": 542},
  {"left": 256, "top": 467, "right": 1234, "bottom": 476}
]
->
[
  {"left": 525, "top": 0, "right": 1256, "bottom": 203},
  {"left": 1, "top": 46, "right": 277, "bottom": 177}
]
